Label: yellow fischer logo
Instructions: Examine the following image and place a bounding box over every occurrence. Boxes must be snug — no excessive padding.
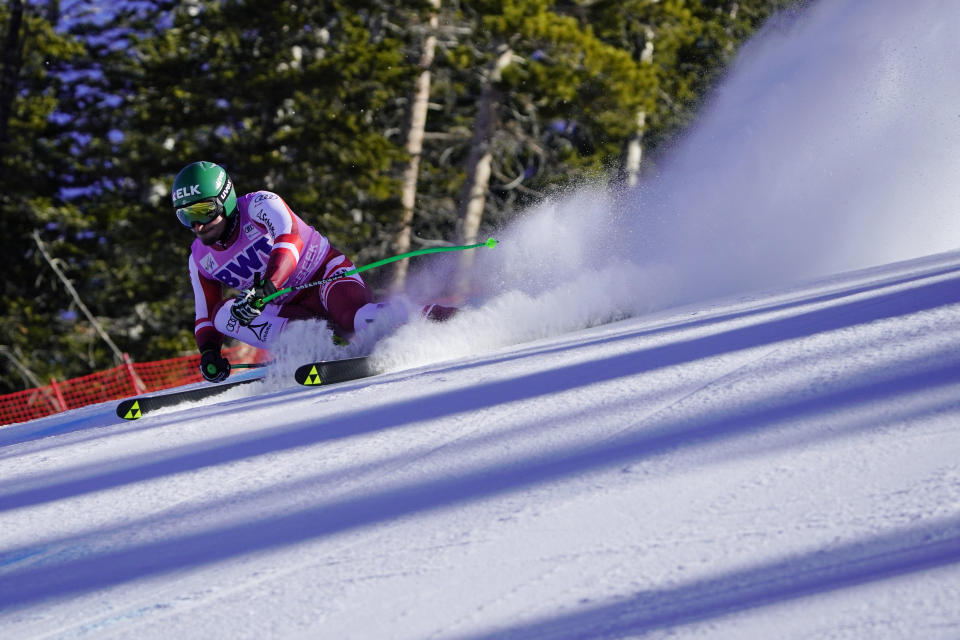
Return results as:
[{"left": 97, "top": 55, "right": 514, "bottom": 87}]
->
[
  {"left": 123, "top": 401, "right": 142, "bottom": 419},
  {"left": 303, "top": 366, "right": 324, "bottom": 385}
]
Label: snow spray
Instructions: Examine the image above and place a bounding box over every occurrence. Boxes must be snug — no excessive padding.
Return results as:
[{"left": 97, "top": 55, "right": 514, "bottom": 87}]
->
[
  {"left": 627, "top": 0, "right": 960, "bottom": 304},
  {"left": 379, "top": 0, "right": 960, "bottom": 368}
]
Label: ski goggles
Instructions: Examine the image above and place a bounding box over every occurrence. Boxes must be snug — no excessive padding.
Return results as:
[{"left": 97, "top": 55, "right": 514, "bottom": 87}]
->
[{"left": 175, "top": 199, "right": 223, "bottom": 228}]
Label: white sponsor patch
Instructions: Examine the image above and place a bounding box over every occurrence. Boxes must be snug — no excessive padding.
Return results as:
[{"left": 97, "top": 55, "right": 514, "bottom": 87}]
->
[
  {"left": 244, "top": 223, "right": 260, "bottom": 240},
  {"left": 200, "top": 253, "right": 219, "bottom": 273}
]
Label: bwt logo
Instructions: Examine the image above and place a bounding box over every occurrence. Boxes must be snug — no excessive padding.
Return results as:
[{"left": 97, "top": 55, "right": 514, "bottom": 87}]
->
[
  {"left": 173, "top": 184, "right": 201, "bottom": 200},
  {"left": 214, "top": 237, "right": 272, "bottom": 288}
]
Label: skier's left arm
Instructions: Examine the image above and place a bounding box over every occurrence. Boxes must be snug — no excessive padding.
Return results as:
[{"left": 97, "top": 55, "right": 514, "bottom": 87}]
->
[
  {"left": 252, "top": 193, "right": 305, "bottom": 292},
  {"left": 230, "top": 193, "right": 302, "bottom": 326}
]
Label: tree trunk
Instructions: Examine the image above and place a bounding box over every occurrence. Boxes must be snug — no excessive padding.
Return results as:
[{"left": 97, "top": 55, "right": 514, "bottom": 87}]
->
[
  {"left": 619, "top": 28, "right": 653, "bottom": 188},
  {"left": 621, "top": 110, "right": 646, "bottom": 187},
  {"left": 390, "top": 0, "right": 440, "bottom": 291},
  {"left": 454, "top": 46, "right": 512, "bottom": 294}
]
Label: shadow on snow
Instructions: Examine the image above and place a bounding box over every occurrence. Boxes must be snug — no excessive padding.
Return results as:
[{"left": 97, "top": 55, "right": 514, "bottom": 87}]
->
[
  {"left": 451, "top": 516, "right": 960, "bottom": 639},
  {"left": 0, "top": 357, "right": 958, "bottom": 609},
  {"left": 0, "top": 266, "right": 959, "bottom": 608},
  {"left": 2, "top": 267, "right": 960, "bottom": 512}
]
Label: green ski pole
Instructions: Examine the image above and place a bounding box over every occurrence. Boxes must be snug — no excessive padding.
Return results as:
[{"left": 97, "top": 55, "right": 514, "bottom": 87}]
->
[
  {"left": 231, "top": 362, "right": 271, "bottom": 369},
  {"left": 256, "top": 237, "right": 498, "bottom": 308}
]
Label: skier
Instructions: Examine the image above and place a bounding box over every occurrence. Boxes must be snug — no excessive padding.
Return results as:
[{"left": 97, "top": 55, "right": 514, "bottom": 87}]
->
[{"left": 172, "top": 161, "right": 453, "bottom": 382}]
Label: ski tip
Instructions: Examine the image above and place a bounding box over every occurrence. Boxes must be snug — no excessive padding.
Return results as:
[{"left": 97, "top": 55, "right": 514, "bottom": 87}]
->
[
  {"left": 485, "top": 237, "right": 498, "bottom": 248},
  {"left": 294, "top": 357, "right": 374, "bottom": 386},
  {"left": 295, "top": 364, "right": 325, "bottom": 386}
]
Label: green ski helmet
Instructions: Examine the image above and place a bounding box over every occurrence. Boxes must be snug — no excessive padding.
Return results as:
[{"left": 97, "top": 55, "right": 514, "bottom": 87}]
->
[{"left": 172, "top": 161, "right": 238, "bottom": 228}]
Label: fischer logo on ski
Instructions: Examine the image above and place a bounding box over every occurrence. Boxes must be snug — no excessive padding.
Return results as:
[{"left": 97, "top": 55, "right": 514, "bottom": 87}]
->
[
  {"left": 294, "top": 357, "right": 374, "bottom": 386},
  {"left": 302, "top": 366, "right": 324, "bottom": 385},
  {"left": 122, "top": 401, "right": 142, "bottom": 420}
]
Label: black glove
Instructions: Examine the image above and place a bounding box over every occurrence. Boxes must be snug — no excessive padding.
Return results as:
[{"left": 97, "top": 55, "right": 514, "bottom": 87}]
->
[
  {"left": 230, "top": 271, "right": 278, "bottom": 327},
  {"left": 199, "top": 348, "right": 231, "bottom": 382}
]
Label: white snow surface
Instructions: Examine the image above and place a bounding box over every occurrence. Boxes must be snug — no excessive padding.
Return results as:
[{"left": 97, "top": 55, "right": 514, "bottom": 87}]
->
[
  {"left": 4, "top": 0, "right": 960, "bottom": 637},
  {"left": 3, "top": 253, "right": 960, "bottom": 639}
]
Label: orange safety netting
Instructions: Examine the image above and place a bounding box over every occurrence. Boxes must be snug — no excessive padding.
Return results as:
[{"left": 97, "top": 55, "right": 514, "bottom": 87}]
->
[{"left": 0, "top": 345, "right": 269, "bottom": 426}]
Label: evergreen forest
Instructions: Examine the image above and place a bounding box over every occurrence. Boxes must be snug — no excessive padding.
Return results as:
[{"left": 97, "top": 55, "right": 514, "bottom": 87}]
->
[{"left": 0, "top": 0, "right": 800, "bottom": 393}]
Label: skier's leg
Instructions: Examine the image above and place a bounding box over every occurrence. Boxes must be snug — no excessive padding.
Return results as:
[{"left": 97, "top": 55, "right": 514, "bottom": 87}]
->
[{"left": 212, "top": 299, "right": 290, "bottom": 349}]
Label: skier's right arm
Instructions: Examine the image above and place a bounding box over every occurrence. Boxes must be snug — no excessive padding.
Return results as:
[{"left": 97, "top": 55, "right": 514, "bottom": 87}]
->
[
  {"left": 189, "top": 256, "right": 232, "bottom": 382},
  {"left": 189, "top": 254, "right": 225, "bottom": 354}
]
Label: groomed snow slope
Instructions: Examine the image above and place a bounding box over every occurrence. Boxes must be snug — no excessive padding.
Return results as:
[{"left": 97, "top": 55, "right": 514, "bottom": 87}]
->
[
  {"left": 4, "top": 0, "right": 960, "bottom": 636},
  {"left": 1, "top": 250, "right": 959, "bottom": 639}
]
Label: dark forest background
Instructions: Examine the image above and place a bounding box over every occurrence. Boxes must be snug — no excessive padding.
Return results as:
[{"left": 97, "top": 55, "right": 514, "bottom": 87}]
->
[{"left": 0, "top": 0, "right": 800, "bottom": 393}]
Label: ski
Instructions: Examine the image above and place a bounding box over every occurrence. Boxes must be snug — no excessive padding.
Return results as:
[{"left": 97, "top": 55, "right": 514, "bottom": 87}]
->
[
  {"left": 116, "top": 356, "right": 374, "bottom": 420},
  {"left": 294, "top": 356, "right": 374, "bottom": 386},
  {"left": 116, "top": 377, "right": 262, "bottom": 420}
]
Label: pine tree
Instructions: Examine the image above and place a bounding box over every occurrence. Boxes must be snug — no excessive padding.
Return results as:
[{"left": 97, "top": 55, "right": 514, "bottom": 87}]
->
[
  {"left": 405, "top": 0, "right": 654, "bottom": 291},
  {"left": 0, "top": 0, "right": 802, "bottom": 392},
  {"left": 0, "top": 0, "right": 96, "bottom": 393}
]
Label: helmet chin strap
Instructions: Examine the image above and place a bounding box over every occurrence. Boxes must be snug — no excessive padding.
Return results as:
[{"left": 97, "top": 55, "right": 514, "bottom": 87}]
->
[{"left": 217, "top": 211, "right": 239, "bottom": 246}]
